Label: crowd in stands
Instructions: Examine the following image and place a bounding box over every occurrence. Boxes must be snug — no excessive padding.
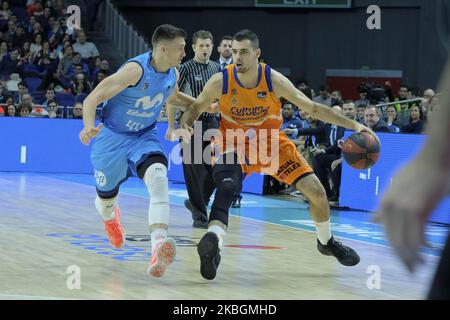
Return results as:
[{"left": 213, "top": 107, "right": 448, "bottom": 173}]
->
[{"left": 0, "top": 0, "right": 110, "bottom": 119}]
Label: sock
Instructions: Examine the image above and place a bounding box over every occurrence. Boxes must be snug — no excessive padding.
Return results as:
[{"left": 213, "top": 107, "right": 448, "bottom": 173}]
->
[
  {"left": 208, "top": 224, "right": 226, "bottom": 249},
  {"left": 95, "top": 196, "right": 117, "bottom": 221},
  {"left": 315, "top": 219, "right": 332, "bottom": 245},
  {"left": 151, "top": 228, "right": 168, "bottom": 254}
]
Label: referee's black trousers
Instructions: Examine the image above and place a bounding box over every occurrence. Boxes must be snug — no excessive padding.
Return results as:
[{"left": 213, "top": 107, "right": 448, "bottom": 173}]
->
[{"left": 182, "top": 116, "right": 218, "bottom": 218}]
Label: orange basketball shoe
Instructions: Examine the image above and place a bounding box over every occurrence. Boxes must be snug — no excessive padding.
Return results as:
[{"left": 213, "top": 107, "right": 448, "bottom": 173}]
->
[
  {"left": 103, "top": 208, "right": 125, "bottom": 249},
  {"left": 147, "top": 237, "right": 177, "bottom": 278}
]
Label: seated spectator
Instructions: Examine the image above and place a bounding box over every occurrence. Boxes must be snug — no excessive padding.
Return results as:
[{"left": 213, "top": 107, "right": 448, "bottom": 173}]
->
[
  {"left": 402, "top": 104, "right": 425, "bottom": 134},
  {"left": 47, "top": 99, "right": 58, "bottom": 118},
  {"left": 296, "top": 113, "right": 328, "bottom": 164},
  {"left": 313, "top": 85, "right": 331, "bottom": 106},
  {"left": 19, "top": 104, "right": 31, "bottom": 117},
  {"left": 6, "top": 103, "right": 16, "bottom": 116},
  {"left": 300, "top": 85, "right": 313, "bottom": 100},
  {"left": 10, "top": 26, "right": 28, "bottom": 50},
  {"left": 92, "top": 58, "right": 111, "bottom": 78},
  {"left": 41, "top": 88, "right": 56, "bottom": 108},
  {"left": 364, "top": 105, "right": 393, "bottom": 132},
  {"left": 29, "top": 32, "right": 43, "bottom": 61},
  {"left": 72, "top": 102, "right": 83, "bottom": 119},
  {"left": 356, "top": 104, "right": 366, "bottom": 123},
  {"left": 384, "top": 105, "right": 403, "bottom": 131},
  {"left": 57, "top": 45, "right": 73, "bottom": 76},
  {"left": 72, "top": 30, "right": 99, "bottom": 59},
  {"left": 0, "top": 82, "right": 10, "bottom": 103},
  {"left": 56, "top": 37, "right": 71, "bottom": 60},
  {"left": 67, "top": 52, "right": 89, "bottom": 77},
  {"left": 0, "top": 105, "right": 4, "bottom": 116},
  {"left": 0, "top": 47, "right": 22, "bottom": 77},
  {"left": 281, "top": 101, "right": 303, "bottom": 140},
  {"left": 37, "top": 67, "right": 70, "bottom": 91},
  {"left": 354, "top": 91, "right": 369, "bottom": 107},
  {"left": 34, "top": 41, "right": 56, "bottom": 62},
  {"left": 36, "top": 51, "right": 57, "bottom": 74},
  {"left": 0, "top": 41, "right": 8, "bottom": 62},
  {"left": 19, "top": 41, "right": 31, "bottom": 64},
  {"left": 92, "top": 70, "right": 106, "bottom": 88},
  {"left": 330, "top": 90, "right": 343, "bottom": 107},
  {"left": 0, "top": 1, "right": 12, "bottom": 20},
  {"left": 395, "top": 85, "right": 409, "bottom": 111},
  {"left": 311, "top": 106, "right": 346, "bottom": 202},
  {"left": 89, "top": 56, "right": 101, "bottom": 76},
  {"left": 422, "top": 88, "right": 435, "bottom": 102},
  {"left": 13, "top": 81, "right": 29, "bottom": 104},
  {"left": 72, "top": 73, "right": 92, "bottom": 95}
]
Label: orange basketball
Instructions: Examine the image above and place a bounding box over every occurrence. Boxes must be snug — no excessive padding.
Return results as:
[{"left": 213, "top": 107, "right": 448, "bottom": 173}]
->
[{"left": 342, "top": 132, "right": 380, "bottom": 169}]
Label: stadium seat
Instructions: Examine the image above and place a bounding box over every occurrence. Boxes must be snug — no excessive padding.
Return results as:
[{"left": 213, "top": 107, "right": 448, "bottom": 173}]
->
[
  {"left": 55, "top": 92, "right": 76, "bottom": 108},
  {"left": 24, "top": 77, "right": 42, "bottom": 93}
]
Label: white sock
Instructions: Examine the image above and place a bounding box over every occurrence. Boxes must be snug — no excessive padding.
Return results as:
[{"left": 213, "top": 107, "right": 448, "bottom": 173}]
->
[
  {"left": 151, "top": 228, "right": 167, "bottom": 254},
  {"left": 315, "top": 219, "right": 332, "bottom": 245},
  {"left": 208, "top": 225, "right": 226, "bottom": 249},
  {"left": 95, "top": 196, "right": 118, "bottom": 221}
]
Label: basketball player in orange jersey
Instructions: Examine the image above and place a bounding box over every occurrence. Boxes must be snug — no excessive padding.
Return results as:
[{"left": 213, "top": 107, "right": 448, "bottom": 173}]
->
[{"left": 179, "top": 29, "right": 379, "bottom": 280}]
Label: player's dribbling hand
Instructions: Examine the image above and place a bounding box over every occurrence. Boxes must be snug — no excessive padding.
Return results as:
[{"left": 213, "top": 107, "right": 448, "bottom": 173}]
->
[
  {"left": 354, "top": 122, "right": 381, "bottom": 147},
  {"left": 165, "top": 126, "right": 177, "bottom": 141},
  {"left": 79, "top": 123, "right": 103, "bottom": 145}
]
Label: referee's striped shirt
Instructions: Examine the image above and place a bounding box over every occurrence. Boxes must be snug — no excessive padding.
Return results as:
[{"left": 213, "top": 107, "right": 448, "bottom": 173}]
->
[{"left": 178, "top": 59, "right": 221, "bottom": 117}]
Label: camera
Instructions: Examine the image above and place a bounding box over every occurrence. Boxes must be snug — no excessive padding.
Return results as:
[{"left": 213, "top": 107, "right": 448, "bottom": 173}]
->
[{"left": 357, "top": 82, "right": 386, "bottom": 104}]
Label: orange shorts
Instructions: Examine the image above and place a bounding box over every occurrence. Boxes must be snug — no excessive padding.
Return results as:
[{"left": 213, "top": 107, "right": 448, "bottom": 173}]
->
[{"left": 214, "top": 131, "right": 313, "bottom": 185}]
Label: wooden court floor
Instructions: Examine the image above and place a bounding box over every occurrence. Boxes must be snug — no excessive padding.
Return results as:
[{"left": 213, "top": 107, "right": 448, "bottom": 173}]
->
[{"left": 0, "top": 172, "right": 443, "bottom": 300}]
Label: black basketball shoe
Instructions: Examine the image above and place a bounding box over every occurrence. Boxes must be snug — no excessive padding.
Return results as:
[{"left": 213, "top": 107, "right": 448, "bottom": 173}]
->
[
  {"left": 317, "top": 236, "right": 360, "bottom": 266},
  {"left": 197, "top": 232, "right": 221, "bottom": 280}
]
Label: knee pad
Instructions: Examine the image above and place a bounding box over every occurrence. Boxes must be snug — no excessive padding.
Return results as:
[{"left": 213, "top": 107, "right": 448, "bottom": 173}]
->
[
  {"left": 144, "top": 163, "right": 170, "bottom": 226},
  {"left": 213, "top": 169, "right": 241, "bottom": 194}
]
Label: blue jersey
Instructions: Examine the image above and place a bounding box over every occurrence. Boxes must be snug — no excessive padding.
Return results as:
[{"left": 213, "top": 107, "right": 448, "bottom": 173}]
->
[{"left": 101, "top": 51, "right": 177, "bottom": 134}]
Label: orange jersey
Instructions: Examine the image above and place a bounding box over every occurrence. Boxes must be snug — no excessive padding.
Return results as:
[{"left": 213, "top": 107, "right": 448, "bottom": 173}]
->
[{"left": 218, "top": 63, "right": 282, "bottom": 133}]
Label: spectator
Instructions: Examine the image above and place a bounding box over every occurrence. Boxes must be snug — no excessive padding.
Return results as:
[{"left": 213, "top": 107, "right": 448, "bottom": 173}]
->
[
  {"left": 384, "top": 105, "right": 403, "bottom": 131},
  {"left": 92, "top": 58, "right": 111, "bottom": 78},
  {"left": 354, "top": 91, "right": 369, "bottom": 107},
  {"left": 41, "top": 88, "right": 56, "bottom": 108},
  {"left": 311, "top": 106, "right": 346, "bottom": 202},
  {"left": 29, "top": 32, "right": 43, "bottom": 60},
  {"left": 0, "top": 105, "right": 4, "bottom": 116},
  {"left": 6, "top": 103, "right": 16, "bottom": 116},
  {"left": 342, "top": 101, "right": 360, "bottom": 122},
  {"left": 313, "top": 85, "right": 331, "bottom": 106},
  {"left": 300, "top": 85, "right": 313, "bottom": 99},
  {"left": 72, "top": 101, "right": 83, "bottom": 119},
  {"left": 281, "top": 101, "right": 303, "bottom": 140},
  {"left": 402, "top": 104, "right": 425, "bottom": 134},
  {"left": 0, "top": 1, "right": 12, "bottom": 20},
  {"left": 0, "top": 47, "right": 23, "bottom": 76},
  {"left": 4, "top": 20, "right": 16, "bottom": 44},
  {"left": 68, "top": 52, "right": 89, "bottom": 77},
  {"left": 72, "top": 31, "right": 99, "bottom": 59},
  {"left": 55, "top": 37, "right": 71, "bottom": 59},
  {"left": 89, "top": 55, "right": 101, "bottom": 76},
  {"left": 0, "top": 82, "right": 10, "bottom": 103},
  {"left": 26, "top": 15, "right": 36, "bottom": 34},
  {"left": 330, "top": 90, "right": 343, "bottom": 107},
  {"left": 356, "top": 104, "right": 366, "bottom": 123},
  {"left": 364, "top": 105, "right": 393, "bottom": 132},
  {"left": 47, "top": 99, "right": 58, "bottom": 118},
  {"left": 395, "top": 85, "right": 409, "bottom": 112},
  {"left": 9, "top": 26, "right": 28, "bottom": 49},
  {"left": 72, "top": 73, "right": 92, "bottom": 95},
  {"left": 14, "top": 81, "right": 29, "bottom": 104},
  {"left": 19, "top": 104, "right": 31, "bottom": 117},
  {"left": 57, "top": 44, "right": 73, "bottom": 75},
  {"left": 92, "top": 70, "right": 105, "bottom": 88},
  {"left": 423, "top": 88, "right": 435, "bottom": 102},
  {"left": 19, "top": 41, "right": 31, "bottom": 64},
  {"left": 37, "top": 67, "right": 70, "bottom": 91},
  {"left": 48, "top": 18, "right": 64, "bottom": 49}
]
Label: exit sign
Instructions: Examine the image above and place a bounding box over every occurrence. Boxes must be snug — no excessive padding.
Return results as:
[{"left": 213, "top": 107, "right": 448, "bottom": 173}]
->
[{"left": 255, "top": 0, "right": 351, "bottom": 8}]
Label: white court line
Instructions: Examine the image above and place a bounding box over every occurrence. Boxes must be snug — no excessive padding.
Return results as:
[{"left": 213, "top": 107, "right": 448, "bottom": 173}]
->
[{"left": 39, "top": 174, "right": 439, "bottom": 257}]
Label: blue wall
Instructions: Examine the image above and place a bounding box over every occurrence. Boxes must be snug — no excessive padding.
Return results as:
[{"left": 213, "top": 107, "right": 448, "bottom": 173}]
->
[
  {"left": 0, "top": 117, "right": 264, "bottom": 194},
  {"left": 340, "top": 132, "right": 450, "bottom": 224}
]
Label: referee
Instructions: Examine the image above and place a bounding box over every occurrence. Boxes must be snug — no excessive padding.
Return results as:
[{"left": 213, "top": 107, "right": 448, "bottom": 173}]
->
[{"left": 176, "top": 30, "right": 221, "bottom": 228}]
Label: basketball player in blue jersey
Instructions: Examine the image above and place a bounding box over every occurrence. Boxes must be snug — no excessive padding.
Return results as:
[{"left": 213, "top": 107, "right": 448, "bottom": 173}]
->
[{"left": 79, "top": 24, "right": 194, "bottom": 278}]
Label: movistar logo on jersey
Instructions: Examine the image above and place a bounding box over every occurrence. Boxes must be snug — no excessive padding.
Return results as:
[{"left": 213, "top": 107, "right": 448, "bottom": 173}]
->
[
  {"left": 126, "top": 93, "right": 164, "bottom": 118},
  {"left": 231, "top": 106, "right": 270, "bottom": 118}
]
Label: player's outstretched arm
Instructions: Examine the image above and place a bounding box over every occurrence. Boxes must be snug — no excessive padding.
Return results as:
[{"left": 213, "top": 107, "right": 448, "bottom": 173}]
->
[
  {"left": 179, "top": 72, "right": 223, "bottom": 129},
  {"left": 80, "top": 62, "right": 142, "bottom": 145},
  {"left": 271, "top": 69, "right": 378, "bottom": 143}
]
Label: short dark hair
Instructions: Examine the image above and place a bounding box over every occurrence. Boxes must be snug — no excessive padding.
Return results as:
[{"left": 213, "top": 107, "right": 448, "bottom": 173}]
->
[
  {"left": 192, "top": 30, "right": 213, "bottom": 45},
  {"left": 220, "top": 35, "right": 233, "bottom": 45},
  {"left": 151, "top": 24, "right": 186, "bottom": 47},
  {"left": 233, "top": 29, "right": 259, "bottom": 49}
]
